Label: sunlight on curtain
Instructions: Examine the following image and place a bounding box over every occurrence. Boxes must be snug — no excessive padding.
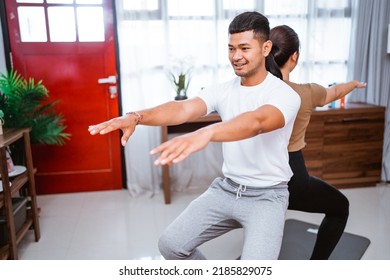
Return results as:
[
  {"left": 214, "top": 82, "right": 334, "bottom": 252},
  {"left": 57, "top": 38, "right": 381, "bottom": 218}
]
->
[
  {"left": 266, "top": 0, "right": 352, "bottom": 85},
  {"left": 116, "top": 0, "right": 354, "bottom": 197}
]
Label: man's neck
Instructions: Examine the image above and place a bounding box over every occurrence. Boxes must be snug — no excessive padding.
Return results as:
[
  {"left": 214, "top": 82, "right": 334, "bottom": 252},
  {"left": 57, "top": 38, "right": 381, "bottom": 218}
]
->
[{"left": 240, "top": 70, "right": 268, "bottom": 87}]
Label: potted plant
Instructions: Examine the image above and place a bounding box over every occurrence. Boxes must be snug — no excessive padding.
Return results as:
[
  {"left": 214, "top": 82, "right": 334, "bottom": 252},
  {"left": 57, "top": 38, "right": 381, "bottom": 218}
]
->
[
  {"left": 0, "top": 69, "right": 70, "bottom": 165},
  {"left": 0, "top": 69, "right": 70, "bottom": 145},
  {"left": 168, "top": 57, "right": 193, "bottom": 100}
]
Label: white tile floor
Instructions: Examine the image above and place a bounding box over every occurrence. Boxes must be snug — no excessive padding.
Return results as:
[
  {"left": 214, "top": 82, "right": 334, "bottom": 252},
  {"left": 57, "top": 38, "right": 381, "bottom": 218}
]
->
[{"left": 17, "top": 184, "right": 390, "bottom": 260}]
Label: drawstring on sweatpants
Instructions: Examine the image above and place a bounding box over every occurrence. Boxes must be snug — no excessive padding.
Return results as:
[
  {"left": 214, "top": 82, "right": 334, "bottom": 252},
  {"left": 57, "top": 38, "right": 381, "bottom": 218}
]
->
[{"left": 235, "top": 184, "right": 247, "bottom": 200}]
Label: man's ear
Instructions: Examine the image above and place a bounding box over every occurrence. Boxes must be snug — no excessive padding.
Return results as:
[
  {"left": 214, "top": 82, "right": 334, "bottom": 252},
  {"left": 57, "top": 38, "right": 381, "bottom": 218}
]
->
[{"left": 263, "top": 40, "right": 272, "bottom": 56}]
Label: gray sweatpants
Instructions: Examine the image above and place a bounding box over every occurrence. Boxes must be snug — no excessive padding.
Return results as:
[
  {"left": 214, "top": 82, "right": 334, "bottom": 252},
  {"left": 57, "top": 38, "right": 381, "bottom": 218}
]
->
[{"left": 158, "top": 177, "right": 289, "bottom": 260}]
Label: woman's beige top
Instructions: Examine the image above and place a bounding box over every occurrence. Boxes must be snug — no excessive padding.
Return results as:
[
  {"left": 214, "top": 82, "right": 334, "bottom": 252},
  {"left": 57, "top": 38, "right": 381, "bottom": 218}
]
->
[{"left": 286, "top": 81, "right": 327, "bottom": 152}]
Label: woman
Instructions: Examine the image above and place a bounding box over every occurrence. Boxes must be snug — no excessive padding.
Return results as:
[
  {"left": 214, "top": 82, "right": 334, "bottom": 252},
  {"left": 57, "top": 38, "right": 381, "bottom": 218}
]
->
[{"left": 270, "top": 25, "right": 366, "bottom": 259}]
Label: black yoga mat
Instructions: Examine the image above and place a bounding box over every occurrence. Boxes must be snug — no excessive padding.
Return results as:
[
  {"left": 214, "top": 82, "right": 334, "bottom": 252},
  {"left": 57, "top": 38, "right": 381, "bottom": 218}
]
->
[{"left": 278, "top": 219, "right": 371, "bottom": 260}]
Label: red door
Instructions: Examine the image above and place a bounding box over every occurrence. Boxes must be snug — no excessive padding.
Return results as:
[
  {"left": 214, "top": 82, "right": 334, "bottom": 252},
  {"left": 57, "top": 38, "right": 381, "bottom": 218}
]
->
[{"left": 4, "top": 0, "right": 123, "bottom": 194}]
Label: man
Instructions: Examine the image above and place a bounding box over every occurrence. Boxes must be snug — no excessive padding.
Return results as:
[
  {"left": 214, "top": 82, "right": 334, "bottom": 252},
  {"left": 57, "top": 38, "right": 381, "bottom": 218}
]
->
[{"left": 89, "top": 11, "right": 300, "bottom": 259}]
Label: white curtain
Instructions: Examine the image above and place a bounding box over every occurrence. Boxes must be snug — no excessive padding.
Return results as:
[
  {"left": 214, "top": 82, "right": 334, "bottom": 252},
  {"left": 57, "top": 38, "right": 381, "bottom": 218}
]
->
[
  {"left": 115, "top": 0, "right": 356, "bottom": 197},
  {"left": 115, "top": 0, "right": 230, "bottom": 197},
  {"left": 347, "top": 0, "right": 390, "bottom": 182}
]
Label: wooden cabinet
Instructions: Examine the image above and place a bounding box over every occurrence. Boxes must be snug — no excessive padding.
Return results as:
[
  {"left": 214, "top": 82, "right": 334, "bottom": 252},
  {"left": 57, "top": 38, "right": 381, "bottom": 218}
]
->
[
  {"left": 303, "top": 102, "right": 386, "bottom": 188},
  {"left": 0, "top": 128, "right": 40, "bottom": 259}
]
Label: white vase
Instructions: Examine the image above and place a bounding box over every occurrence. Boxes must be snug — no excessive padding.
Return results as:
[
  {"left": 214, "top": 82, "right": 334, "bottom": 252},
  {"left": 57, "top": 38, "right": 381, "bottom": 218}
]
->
[{"left": 0, "top": 123, "right": 3, "bottom": 135}]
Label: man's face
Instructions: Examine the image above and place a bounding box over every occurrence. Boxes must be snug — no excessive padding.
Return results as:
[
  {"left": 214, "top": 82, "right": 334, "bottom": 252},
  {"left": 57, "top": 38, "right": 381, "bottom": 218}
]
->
[{"left": 228, "top": 30, "right": 270, "bottom": 84}]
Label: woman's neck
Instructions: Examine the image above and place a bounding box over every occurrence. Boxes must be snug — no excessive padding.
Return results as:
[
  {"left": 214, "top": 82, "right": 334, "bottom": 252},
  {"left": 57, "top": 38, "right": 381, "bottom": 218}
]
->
[{"left": 281, "top": 67, "right": 290, "bottom": 82}]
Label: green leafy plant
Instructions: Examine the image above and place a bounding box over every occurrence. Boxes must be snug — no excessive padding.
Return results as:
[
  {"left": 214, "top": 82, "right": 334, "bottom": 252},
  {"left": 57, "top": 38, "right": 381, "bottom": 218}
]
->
[
  {"left": 0, "top": 69, "right": 70, "bottom": 145},
  {"left": 167, "top": 57, "right": 193, "bottom": 100},
  {"left": 169, "top": 71, "right": 191, "bottom": 100}
]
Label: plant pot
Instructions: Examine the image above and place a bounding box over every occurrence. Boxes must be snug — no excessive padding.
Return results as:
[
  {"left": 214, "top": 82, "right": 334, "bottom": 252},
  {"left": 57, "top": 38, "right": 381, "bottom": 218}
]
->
[{"left": 174, "top": 95, "right": 188, "bottom": 101}]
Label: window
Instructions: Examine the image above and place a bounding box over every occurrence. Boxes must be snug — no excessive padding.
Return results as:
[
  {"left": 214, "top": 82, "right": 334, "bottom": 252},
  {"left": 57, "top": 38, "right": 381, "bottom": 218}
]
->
[
  {"left": 264, "top": 0, "right": 353, "bottom": 84},
  {"left": 18, "top": 6, "right": 47, "bottom": 42},
  {"left": 118, "top": 0, "right": 353, "bottom": 91},
  {"left": 16, "top": 0, "right": 105, "bottom": 43}
]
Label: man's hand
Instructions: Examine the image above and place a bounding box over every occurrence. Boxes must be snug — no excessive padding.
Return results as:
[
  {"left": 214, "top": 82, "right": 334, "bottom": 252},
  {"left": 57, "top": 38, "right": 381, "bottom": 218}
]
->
[
  {"left": 88, "top": 115, "right": 137, "bottom": 146},
  {"left": 150, "top": 129, "right": 212, "bottom": 165}
]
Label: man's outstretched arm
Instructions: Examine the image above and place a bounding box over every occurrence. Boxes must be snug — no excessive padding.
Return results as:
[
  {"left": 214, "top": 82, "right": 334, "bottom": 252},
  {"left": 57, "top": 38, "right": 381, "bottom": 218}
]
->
[
  {"left": 88, "top": 97, "right": 207, "bottom": 146},
  {"left": 151, "top": 104, "right": 286, "bottom": 165}
]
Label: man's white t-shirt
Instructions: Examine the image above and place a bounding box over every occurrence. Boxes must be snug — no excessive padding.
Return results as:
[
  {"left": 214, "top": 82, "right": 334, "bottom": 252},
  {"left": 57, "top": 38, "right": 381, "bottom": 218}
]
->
[{"left": 199, "top": 73, "right": 300, "bottom": 187}]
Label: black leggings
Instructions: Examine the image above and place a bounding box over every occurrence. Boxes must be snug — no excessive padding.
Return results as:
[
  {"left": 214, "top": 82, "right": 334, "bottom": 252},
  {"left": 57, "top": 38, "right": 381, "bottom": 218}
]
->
[{"left": 288, "top": 150, "right": 349, "bottom": 260}]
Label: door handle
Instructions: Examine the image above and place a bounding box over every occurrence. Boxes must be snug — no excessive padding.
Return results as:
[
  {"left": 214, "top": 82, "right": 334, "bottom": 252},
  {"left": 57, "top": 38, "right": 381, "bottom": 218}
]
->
[{"left": 98, "top": 75, "right": 116, "bottom": 84}]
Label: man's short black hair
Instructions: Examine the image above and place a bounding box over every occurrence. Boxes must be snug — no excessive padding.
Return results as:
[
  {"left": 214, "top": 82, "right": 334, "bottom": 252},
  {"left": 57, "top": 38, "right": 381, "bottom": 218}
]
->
[{"left": 228, "top": 11, "right": 270, "bottom": 42}]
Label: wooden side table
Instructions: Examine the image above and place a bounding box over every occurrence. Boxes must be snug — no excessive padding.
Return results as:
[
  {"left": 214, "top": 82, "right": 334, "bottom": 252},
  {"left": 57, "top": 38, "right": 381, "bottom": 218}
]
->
[
  {"left": 0, "top": 128, "right": 40, "bottom": 259},
  {"left": 160, "top": 113, "right": 221, "bottom": 204}
]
